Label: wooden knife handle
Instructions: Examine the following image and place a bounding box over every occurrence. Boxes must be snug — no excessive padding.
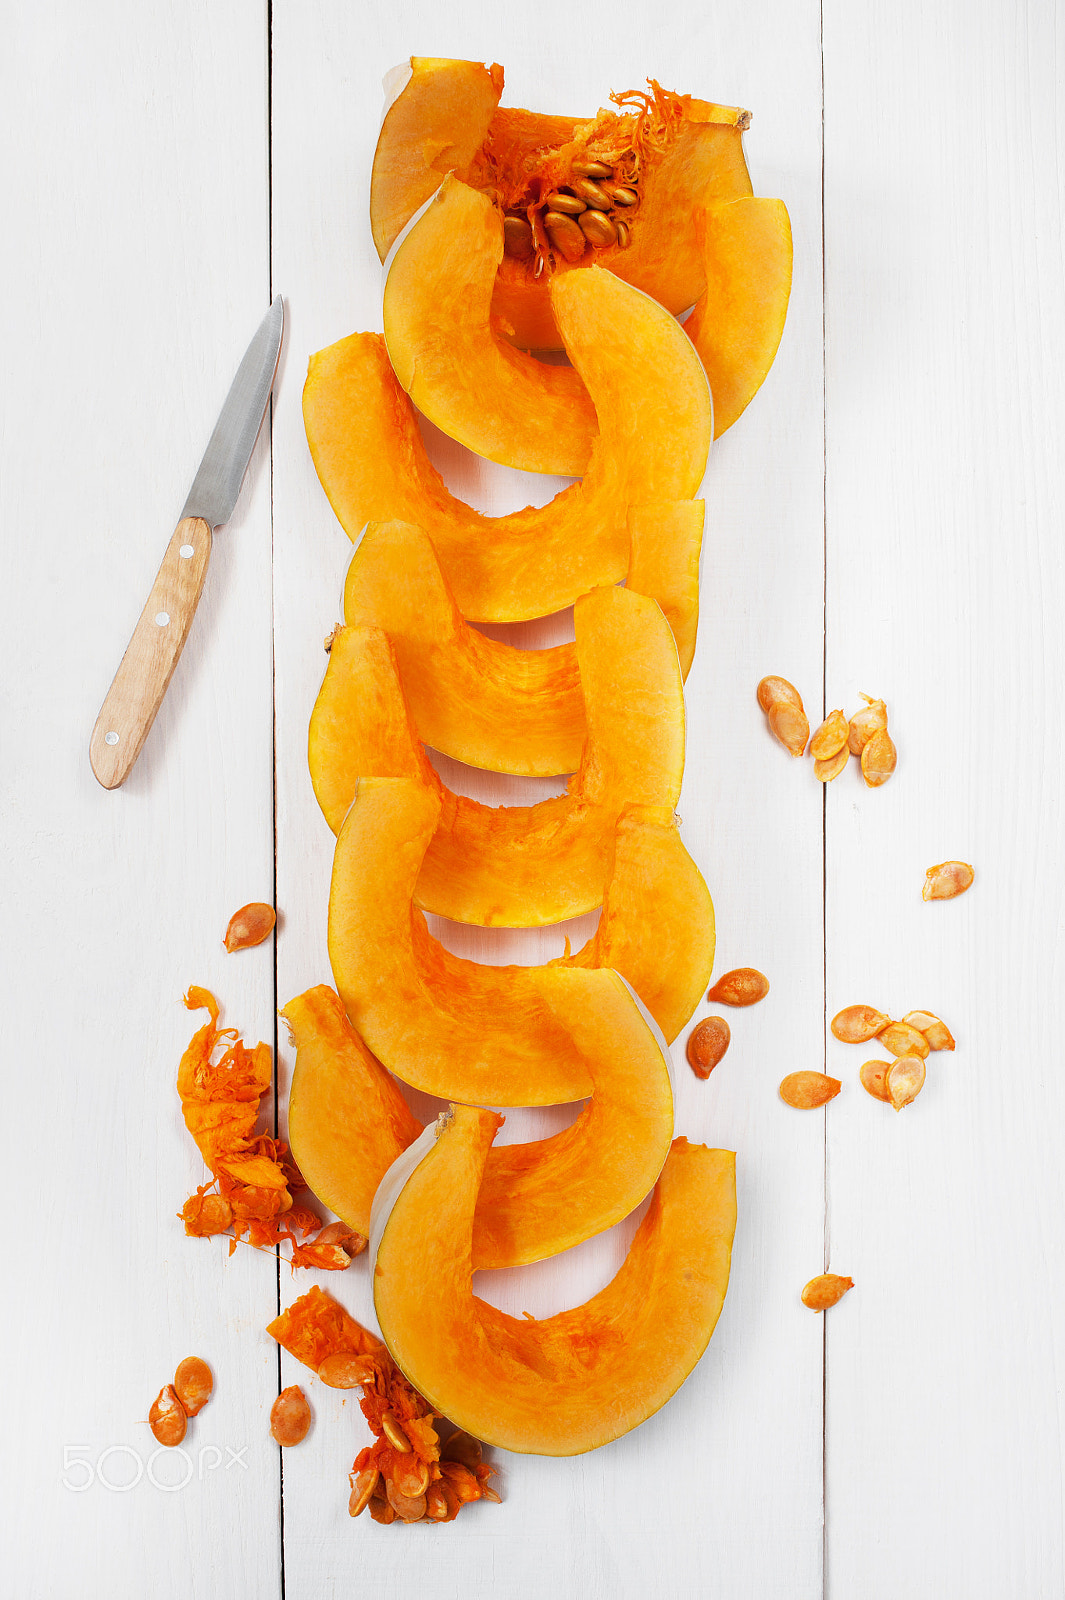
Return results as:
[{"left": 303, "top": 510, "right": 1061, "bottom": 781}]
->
[{"left": 89, "top": 516, "right": 213, "bottom": 789}]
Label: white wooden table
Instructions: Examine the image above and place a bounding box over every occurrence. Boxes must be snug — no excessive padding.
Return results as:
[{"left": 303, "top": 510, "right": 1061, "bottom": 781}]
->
[{"left": 4, "top": 3, "right": 1062, "bottom": 1595}]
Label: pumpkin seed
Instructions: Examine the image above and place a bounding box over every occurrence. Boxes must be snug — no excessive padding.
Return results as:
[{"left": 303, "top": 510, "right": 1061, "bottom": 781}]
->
[
  {"left": 685, "top": 1015, "right": 731, "bottom": 1079},
  {"left": 573, "top": 176, "right": 613, "bottom": 210},
  {"left": 707, "top": 967, "right": 769, "bottom": 1007},
  {"left": 814, "top": 746, "right": 850, "bottom": 782},
  {"left": 391, "top": 1451, "right": 429, "bottom": 1499},
  {"left": 859, "top": 1059, "right": 892, "bottom": 1101},
  {"left": 386, "top": 1481, "right": 427, "bottom": 1523},
  {"left": 543, "top": 190, "right": 586, "bottom": 215},
  {"left": 380, "top": 1410, "right": 412, "bottom": 1454},
  {"left": 861, "top": 727, "right": 897, "bottom": 787},
  {"left": 878, "top": 1020, "right": 930, "bottom": 1059},
  {"left": 571, "top": 157, "right": 614, "bottom": 179},
  {"left": 502, "top": 215, "right": 534, "bottom": 260},
  {"left": 923, "top": 860, "right": 974, "bottom": 900},
  {"left": 801, "top": 1273, "right": 854, "bottom": 1310},
  {"left": 615, "top": 220, "right": 630, "bottom": 248},
  {"left": 809, "top": 709, "right": 848, "bottom": 761},
  {"left": 578, "top": 209, "right": 617, "bottom": 247},
  {"left": 607, "top": 185, "right": 639, "bottom": 206},
  {"left": 149, "top": 1385, "right": 187, "bottom": 1448},
  {"left": 544, "top": 212, "right": 586, "bottom": 263},
  {"left": 779, "top": 1071, "right": 842, "bottom": 1109},
  {"left": 757, "top": 674, "right": 804, "bottom": 714},
  {"left": 847, "top": 694, "right": 887, "bottom": 755},
  {"left": 831, "top": 1004, "right": 891, "bottom": 1043},
  {"left": 317, "top": 1351, "right": 377, "bottom": 1389},
  {"left": 902, "top": 1010, "right": 956, "bottom": 1051},
  {"left": 270, "top": 1386, "right": 311, "bottom": 1446},
  {"left": 768, "top": 699, "right": 810, "bottom": 756},
  {"left": 173, "top": 1356, "right": 213, "bottom": 1417},
  {"left": 886, "top": 1054, "right": 926, "bottom": 1110},
  {"left": 348, "top": 1466, "right": 379, "bottom": 1518}
]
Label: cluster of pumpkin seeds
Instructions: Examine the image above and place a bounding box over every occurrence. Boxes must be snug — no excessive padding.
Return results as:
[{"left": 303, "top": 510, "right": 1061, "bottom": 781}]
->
[
  {"left": 503, "top": 154, "right": 640, "bottom": 268},
  {"left": 757, "top": 676, "right": 897, "bottom": 787},
  {"left": 831, "top": 1003, "right": 956, "bottom": 1110}
]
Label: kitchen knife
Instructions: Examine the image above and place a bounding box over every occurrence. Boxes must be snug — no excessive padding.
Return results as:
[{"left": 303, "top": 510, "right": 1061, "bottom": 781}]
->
[{"left": 89, "top": 295, "right": 285, "bottom": 790}]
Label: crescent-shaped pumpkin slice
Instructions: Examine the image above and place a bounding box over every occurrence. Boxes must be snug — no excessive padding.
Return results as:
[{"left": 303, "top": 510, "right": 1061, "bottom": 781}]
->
[
  {"left": 310, "top": 591, "right": 690, "bottom": 926},
  {"left": 343, "top": 518, "right": 584, "bottom": 776},
  {"left": 340, "top": 529, "right": 686, "bottom": 788},
  {"left": 383, "top": 176, "right": 597, "bottom": 477},
  {"left": 370, "top": 1104, "right": 737, "bottom": 1456},
  {"left": 283, "top": 971, "right": 674, "bottom": 1270},
  {"left": 302, "top": 264, "right": 711, "bottom": 623},
  {"left": 328, "top": 775, "right": 712, "bottom": 1104},
  {"left": 369, "top": 57, "right": 755, "bottom": 355},
  {"left": 685, "top": 196, "right": 793, "bottom": 438}
]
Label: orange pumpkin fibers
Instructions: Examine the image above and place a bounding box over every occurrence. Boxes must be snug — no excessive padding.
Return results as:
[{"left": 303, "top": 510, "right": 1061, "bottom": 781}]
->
[
  {"left": 177, "top": 988, "right": 358, "bottom": 1267},
  {"left": 268, "top": 1287, "right": 498, "bottom": 1524}
]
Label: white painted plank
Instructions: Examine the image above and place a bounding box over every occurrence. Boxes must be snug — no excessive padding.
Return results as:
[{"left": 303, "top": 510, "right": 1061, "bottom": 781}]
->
[
  {"left": 824, "top": 1, "right": 1065, "bottom": 1595},
  {"left": 271, "top": 3, "right": 826, "bottom": 1596},
  {"left": 1, "top": 4, "right": 280, "bottom": 1595}
]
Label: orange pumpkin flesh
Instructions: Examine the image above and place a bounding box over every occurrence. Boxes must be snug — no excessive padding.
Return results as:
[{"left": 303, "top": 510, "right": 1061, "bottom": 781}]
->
[
  {"left": 343, "top": 520, "right": 585, "bottom": 777},
  {"left": 384, "top": 177, "right": 596, "bottom": 477},
  {"left": 686, "top": 197, "right": 794, "bottom": 438},
  {"left": 302, "top": 263, "right": 711, "bottom": 623},
  {"left": 370, "top": 59, "right": 753, "bottom": 354},
  {"left": 328, "top": 775, "right": 712, "bottom": 1101},
  {"left": 370, "top": 58, "right": 504, "bottom": 262},
  {"left": 283, "top": 973, "right": 674, "bottom": 1270},
  {"left": 310, "top": 592, "right": 692, "bottom": 929},
  {"left": 371, "top": 1106, "right": 737, "bottom": 1456}
]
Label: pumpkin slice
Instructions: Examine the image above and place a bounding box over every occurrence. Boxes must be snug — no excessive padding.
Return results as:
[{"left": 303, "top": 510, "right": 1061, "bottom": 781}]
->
[
  {"left": 283, "top": 972, "right": 674, "bottom": 1270},
  {"left": 343, "top": 519, "right": 584, "bottom": 776},
  {"left": 370, "top": 58, "right": 504, "bottom": 262},
  {"left": 383, "top": 176, "right": 597, "bottom": 477},
  {"left": 370, "top": 58, "right": 755, "bottom": 354},
  {"left": 328, "top": 776, "right": 711, "bottom": 1103},
  {"left": 310, "top": 588, "right": 691, "bottom": 927},
  {"left": 339, "top": 528, "right": 686, "bottom": 798},
  {"left": 302, "top": 268, "right": 711, "bottom": 623},
  {"left": 370, "top": 1105, "right": 737, "bottom": 1456},
  {"left": 685, "top": 196, "right": 794, "bottom": 438}
]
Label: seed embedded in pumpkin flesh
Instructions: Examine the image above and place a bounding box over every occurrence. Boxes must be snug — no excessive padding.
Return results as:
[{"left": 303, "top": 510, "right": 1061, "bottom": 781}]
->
[
  {"left": 571, "top": 157, "right": 614, "bottom": 179},
  {"left": 615, "top": 221, "right": 630, "bottom": 248},
  {"left": 809, "top": 709, "right": 849, "bottom": 761},
  {"left": 902, "top": 1010, "right": 956, "bottom": 1052},
  {"left": 607, "top": 184, "right": 639, "bottom": 206},
  {"left": 270, "top": 1386, "right": 311, "bottom": 1446},
  {"left": 543, "top": 211, "right": 586, "bottom": 262},
  {"left": 573, "top": 177, "right": 614, "bottom": 209},
  {"left": 878, "top": 1020, "right": 930, "bottom": 1059},
  {"left": 831, "top": 1004, "right": 890, "bottom": 1043},
  {"left": 801, "top": 1273, "right": 854, "bottom": 1311},
  {"left": 708, "top": 968, "right": 769, "bottom": 1006},
  {"left": 848, "top": 694, "right": 888, "bottom": 755},
  {"left": 317, "top": 1351, "right": 378, "bottom": 1389},
  {"left": 149, "top": 1385, "right": 188, "bottom": 1447},
  {"left": 173, "top": 1356, "right": 213, "bottom": 1417},
  {"left": 886, "top": 1054, "right": 926, "bottom": 1110},
  {"left": 861, "top": 727, "right": 897, "bottom": 787},
  {"left": 923, "top": 860, "right": 974, "bottom": 901},
  {"left": 502, "top": 215, "right": 535, "bottom": 259},
  {"left": 859, "top": 1059, "right": 892, "bottom": 1102},
  {"left": 686, "top": 1015, "right": 731, "bottom": 1079},
  {"left": 579, "top": 209, "right": 618, "bottom": 247},
  {"left": 543, "top": 190, "right": 586, "bottom": 215},
  {"left": 380, "top": 1410, "right": 412, "bottom": 1454},
  {"left": 779, "top": 1071, "right": 841, "bottom": 1109}
]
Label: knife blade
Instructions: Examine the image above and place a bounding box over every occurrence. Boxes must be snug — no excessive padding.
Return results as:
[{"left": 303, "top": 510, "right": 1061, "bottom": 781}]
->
[{"left": 89, "top": 296, "right": 284, "bottom": 790}]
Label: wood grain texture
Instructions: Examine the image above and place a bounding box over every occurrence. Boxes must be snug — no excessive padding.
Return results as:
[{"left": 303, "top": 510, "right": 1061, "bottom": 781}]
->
[
  {"left": 90, "top": 517, "right": 212, "bottom": 788},
  {"left": 823, "top": 0, "right": 1065, "bottom": 1595},
  {"left": 1, "top": 4, "right": 279, "bottom": 1597},
  {"left": 271, "top": 3, "right": 825, "bottom": 1596}
]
